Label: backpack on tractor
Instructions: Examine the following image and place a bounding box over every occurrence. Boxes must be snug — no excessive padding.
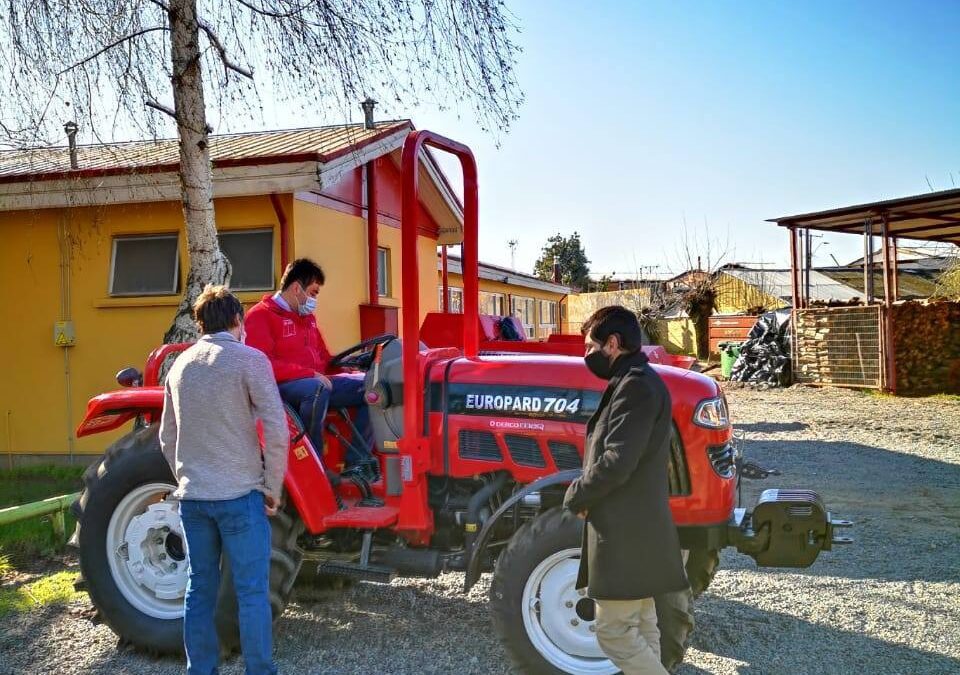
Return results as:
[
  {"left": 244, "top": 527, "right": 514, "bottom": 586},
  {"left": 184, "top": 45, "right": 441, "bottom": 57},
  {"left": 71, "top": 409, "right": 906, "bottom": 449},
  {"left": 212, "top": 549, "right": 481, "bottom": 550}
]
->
[{"left": 70, "top": 130, "right": 851, "bottom": 673}]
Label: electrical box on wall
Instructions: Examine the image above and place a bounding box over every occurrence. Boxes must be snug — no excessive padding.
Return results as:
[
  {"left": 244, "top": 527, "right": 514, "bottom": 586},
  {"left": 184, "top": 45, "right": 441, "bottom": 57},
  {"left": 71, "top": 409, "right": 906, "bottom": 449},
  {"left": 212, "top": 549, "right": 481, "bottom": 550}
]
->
[{"left": 54, "top": 321, "right": 76, "bottom": 347}]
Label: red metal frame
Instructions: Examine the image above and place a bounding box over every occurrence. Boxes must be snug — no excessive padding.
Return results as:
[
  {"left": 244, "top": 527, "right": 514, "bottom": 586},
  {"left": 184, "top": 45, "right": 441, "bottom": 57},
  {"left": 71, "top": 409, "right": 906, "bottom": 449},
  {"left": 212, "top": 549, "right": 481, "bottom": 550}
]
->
[{"left": 400, "top": 130, "right": 479, "bottom": 449}]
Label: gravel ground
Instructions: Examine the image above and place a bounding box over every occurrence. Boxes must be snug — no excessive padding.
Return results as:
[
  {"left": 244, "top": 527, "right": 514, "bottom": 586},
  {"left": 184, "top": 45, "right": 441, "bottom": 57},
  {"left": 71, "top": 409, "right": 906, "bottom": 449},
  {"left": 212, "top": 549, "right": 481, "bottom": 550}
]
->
[{"left": 1, "top": 385, "right": 958, "bottom": 674}]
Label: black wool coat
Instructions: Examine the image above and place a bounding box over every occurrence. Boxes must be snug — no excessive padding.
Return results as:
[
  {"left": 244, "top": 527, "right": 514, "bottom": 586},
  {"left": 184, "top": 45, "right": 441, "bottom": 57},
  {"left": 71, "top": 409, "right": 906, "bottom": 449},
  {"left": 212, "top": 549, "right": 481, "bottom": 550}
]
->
[{"left": 563, "top": 350, "right": 689, "bottom": 600}]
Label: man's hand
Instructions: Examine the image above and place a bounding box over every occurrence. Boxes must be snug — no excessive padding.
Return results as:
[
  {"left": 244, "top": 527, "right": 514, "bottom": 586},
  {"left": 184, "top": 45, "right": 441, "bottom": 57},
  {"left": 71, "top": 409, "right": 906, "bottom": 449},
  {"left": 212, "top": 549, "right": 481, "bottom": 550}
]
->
[
  {"left": 264, "top": 493, "right": 279, "bottom": 517},
  {"left": 576, "top": 510, "right": 588, "bottom": 519},
  {"left": 314, "top": 373, "right": 332, "bottom": 390}
]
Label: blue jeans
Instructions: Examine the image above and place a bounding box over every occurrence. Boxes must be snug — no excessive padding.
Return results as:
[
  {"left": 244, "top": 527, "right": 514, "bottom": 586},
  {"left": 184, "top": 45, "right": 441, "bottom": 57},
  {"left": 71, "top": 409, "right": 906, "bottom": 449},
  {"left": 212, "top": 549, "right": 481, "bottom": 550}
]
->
[
  {"left": 278, "top": 374, "right": 372, "bottom": 467},
  {"left": 179, "top": 492, "right": 275, "bottom": 675}
]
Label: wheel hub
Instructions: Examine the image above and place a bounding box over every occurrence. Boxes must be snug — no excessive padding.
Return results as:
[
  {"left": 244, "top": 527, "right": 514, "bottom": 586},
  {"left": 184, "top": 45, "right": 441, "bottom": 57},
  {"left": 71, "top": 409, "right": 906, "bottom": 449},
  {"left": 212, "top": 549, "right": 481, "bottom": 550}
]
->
[
  {"left": 106, "top": 482, "right": 188, "bottom": 620},
  {"left": 122, "top": 501, "right": 189, "bottom": 600},
  {"left": 522, "top": 548, "right": 616, "bottom": 674}
]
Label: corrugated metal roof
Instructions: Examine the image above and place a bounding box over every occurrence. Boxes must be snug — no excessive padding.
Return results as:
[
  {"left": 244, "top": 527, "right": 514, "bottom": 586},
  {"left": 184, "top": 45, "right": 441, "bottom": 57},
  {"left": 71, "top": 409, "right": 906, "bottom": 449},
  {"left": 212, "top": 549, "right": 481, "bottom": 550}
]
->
[
  {"left": 0, "top": 121, "right": 410, "bottom": 181},
  {"left": 722, "top": 267, "right": 863, "bottom": 302}
]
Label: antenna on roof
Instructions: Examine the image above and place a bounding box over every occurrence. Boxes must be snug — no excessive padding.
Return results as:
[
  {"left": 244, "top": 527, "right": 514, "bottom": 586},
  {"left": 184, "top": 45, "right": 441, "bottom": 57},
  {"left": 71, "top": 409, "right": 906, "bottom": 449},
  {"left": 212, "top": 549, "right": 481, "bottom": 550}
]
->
[{"left": 507, "top": 239, "right": 518, "bottom": 270}]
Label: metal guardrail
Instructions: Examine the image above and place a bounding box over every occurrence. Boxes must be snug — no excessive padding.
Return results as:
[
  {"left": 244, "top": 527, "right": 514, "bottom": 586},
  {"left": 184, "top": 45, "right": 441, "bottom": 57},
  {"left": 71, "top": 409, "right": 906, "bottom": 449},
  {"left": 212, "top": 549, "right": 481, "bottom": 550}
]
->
[{"left": 0, "top": 492, "right": 80, "bottom": 543}]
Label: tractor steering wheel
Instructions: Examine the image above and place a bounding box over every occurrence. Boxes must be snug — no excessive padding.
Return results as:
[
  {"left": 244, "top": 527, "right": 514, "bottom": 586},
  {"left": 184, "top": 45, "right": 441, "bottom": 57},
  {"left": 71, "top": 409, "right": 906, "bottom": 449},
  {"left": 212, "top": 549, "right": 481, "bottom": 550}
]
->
[{"left": 328, "top": 334, "right": 397, "bottom": 371}]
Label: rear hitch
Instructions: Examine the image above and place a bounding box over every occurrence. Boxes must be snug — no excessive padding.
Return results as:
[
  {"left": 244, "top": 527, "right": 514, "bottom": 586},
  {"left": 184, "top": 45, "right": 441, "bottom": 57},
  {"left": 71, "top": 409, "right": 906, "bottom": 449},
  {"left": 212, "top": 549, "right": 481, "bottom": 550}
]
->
[{"left": 730, "top": 489, "right": 853, "bottom": 568}]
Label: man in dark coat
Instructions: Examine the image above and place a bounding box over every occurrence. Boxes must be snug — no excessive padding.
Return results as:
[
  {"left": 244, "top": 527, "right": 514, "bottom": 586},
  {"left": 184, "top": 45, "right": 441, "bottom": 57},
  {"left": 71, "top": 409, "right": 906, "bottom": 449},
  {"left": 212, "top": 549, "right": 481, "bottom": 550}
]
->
[{"left": 564, "top": 305, "right": 688, "bottom": 674}]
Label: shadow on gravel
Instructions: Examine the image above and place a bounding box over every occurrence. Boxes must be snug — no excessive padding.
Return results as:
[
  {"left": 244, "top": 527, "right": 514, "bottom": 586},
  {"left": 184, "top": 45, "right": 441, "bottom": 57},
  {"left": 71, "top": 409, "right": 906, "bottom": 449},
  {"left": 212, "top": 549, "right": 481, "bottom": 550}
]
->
[
  {"left": 741, "top": 440, "right": 960, "bottom": 584},
  {"left": 684, "top": 596, "right": 960, "bottom": 675},
  {"left": 736, "top": 421, "right": 809, "bottom": 433}
]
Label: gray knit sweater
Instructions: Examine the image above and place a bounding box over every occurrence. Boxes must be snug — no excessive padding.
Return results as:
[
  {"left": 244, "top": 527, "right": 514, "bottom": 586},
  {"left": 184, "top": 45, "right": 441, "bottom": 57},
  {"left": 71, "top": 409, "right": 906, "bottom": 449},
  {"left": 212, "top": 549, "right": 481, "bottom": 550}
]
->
[{"left": 160, "top": 333, "right": 289, "bottom": 501}]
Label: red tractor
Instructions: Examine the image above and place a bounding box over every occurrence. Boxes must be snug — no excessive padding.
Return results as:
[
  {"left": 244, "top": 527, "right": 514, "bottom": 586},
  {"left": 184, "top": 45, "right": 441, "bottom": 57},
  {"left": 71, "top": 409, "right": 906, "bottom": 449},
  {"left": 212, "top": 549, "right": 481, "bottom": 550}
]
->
[{"left": 71, "top": 130, "right": 850, "bottom": 673}]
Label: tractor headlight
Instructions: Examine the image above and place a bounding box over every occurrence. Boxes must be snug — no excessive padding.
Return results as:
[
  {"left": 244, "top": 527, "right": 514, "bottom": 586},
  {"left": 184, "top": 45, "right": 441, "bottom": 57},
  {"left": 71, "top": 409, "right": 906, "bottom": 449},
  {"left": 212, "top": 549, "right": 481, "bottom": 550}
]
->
[{"left": 694, "top": 397, "right": 730, "bottom": 429}]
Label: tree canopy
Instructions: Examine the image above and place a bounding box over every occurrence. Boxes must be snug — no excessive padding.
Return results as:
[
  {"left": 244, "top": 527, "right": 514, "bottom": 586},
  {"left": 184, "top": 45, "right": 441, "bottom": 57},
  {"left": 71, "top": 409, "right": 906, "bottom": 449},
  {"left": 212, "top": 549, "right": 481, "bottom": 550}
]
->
[{"left": 534, "top": 232, "right": 591, "bottom": 291}]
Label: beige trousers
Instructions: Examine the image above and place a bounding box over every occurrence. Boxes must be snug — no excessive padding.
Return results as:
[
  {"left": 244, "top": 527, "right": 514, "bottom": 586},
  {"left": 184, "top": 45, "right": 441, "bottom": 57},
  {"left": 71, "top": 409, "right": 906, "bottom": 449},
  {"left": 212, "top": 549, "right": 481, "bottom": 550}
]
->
[{"left": 594, "top": 597, "right": 668, "bottom": 675}]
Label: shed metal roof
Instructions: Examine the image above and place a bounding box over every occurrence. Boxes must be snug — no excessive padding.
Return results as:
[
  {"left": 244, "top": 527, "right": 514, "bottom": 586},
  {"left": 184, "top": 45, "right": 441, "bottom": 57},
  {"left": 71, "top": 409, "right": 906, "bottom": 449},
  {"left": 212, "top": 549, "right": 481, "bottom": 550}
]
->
[
  {"left": 722, "top": 267, "right": 863, "bottom": 303},
  {"left": 768, "top": 188, "right": 960, "bottom": 245}
]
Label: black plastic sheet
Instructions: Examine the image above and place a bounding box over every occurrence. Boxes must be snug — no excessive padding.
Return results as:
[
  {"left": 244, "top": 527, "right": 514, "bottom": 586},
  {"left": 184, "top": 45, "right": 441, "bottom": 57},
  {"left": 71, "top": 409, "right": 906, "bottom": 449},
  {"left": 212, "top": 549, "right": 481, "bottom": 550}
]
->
[{"left": 729, "top": 310, "right": 792, "bottom": 387}]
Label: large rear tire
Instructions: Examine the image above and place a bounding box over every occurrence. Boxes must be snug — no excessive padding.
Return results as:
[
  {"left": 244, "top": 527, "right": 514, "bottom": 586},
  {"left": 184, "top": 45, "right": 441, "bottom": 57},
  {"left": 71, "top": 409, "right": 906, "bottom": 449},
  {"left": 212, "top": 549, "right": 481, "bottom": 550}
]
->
[
  {"left": 73, "top": 425, "right": 304, "bottom": 654},
  {"left": 490, "top": 507, "right": 694, "bottom": 674}
]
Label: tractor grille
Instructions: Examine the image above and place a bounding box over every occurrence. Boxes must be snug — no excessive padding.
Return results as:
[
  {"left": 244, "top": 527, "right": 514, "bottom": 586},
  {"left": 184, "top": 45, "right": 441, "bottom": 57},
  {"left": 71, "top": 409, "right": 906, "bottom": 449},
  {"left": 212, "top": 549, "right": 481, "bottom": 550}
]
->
[
  {"left": 707, "top": 443, "right": 736, "bottom": 478},
  {"left": 548, "top": 441, "right": 582, "bottom": 471},
  {"left": 668, "top": 427, "right": 692, "bottom": 496},
  {"left": 458, "top": 430, "right": 502, "bottom": 461},
  {"left": 505, "top": 435, "right": 547, "bottom": 468}
]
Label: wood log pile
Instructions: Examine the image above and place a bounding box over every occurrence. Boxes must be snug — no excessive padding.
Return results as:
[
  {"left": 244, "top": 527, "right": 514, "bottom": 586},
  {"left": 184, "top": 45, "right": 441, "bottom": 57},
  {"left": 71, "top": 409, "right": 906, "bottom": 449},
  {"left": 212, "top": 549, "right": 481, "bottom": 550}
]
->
[
  {"left": 794, "top": 308, "right": 880, "bottom": 387},
  {"left": 891, "top": 300, "right": 960, "bottom": 395}
]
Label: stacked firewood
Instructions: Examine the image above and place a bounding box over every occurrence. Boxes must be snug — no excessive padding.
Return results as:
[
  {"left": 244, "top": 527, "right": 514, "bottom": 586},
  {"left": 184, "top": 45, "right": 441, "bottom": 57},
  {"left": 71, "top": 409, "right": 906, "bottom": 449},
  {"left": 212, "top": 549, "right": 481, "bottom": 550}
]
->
[
  {"left": 793, "top": 309, "right": 880, "bottom": 386},
  {"left": 891, "top": 300, "right": 960, "bottom": 394}
]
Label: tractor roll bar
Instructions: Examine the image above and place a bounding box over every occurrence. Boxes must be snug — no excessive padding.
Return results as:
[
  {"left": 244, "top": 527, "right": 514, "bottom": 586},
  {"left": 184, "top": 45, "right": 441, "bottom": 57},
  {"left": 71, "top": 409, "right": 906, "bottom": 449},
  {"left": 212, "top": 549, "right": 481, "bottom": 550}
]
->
[{"left": 400, "top": 131, "right": 479, "bottom": 442}]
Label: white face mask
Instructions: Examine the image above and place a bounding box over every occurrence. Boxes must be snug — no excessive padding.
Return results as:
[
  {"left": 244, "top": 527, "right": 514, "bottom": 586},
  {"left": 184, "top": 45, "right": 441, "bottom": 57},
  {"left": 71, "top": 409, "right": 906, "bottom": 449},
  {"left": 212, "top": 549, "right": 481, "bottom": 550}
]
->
[{"left": 300, "top": 296, "right": 317, "bottom": 316}]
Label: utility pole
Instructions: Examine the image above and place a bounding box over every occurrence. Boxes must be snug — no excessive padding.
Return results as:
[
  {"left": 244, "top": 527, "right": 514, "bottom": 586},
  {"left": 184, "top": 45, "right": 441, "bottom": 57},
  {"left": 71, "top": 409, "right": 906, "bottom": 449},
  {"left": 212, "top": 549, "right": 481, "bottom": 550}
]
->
[{"left": 507, "top": 239, "right": 518, "bottom": 270}]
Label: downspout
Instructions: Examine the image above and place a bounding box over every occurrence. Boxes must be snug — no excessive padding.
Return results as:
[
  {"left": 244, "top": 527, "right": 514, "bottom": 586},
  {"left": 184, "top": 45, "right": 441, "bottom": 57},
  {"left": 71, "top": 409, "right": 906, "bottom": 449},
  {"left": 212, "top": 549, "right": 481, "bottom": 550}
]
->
[
  {"left": 268, "top": 193, "right": 289, "bottom": 270},
  {"left": 441, "top": 246, "right": 450, "bottom": 312},
  {"left": 362, "top": 99, "right": 379, "bottom": 305}
]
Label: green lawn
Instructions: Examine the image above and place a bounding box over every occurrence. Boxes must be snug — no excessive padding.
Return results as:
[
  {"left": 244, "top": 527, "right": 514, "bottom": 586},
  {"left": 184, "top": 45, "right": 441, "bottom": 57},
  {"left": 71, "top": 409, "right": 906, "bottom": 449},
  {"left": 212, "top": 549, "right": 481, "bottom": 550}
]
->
[{"left": 0, "top": 465, "right": 85, "bottom": 563}]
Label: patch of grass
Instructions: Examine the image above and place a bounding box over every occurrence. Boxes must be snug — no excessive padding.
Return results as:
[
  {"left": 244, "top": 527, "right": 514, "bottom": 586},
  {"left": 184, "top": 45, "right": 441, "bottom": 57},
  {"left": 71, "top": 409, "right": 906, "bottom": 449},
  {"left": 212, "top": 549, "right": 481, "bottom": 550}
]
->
[
  {"left": 929, "top": 393, "right": 960, "bottom": 402},
  {"left": 0, "top": 571, "right": 82, "bottom": 617},
  {"left": 0, "top": 465, "right": 84, "bottom": 561}
]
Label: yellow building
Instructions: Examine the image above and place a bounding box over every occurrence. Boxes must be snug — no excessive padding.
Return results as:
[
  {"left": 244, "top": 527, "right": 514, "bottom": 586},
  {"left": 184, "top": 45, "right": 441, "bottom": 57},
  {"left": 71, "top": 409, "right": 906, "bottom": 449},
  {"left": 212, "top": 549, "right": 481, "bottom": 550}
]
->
[
  {"left": 438, "top": 254, "right": 570, "bottom": 339},
  {"left": 0, "top": 122, "right": 463, "bottom": 465}
]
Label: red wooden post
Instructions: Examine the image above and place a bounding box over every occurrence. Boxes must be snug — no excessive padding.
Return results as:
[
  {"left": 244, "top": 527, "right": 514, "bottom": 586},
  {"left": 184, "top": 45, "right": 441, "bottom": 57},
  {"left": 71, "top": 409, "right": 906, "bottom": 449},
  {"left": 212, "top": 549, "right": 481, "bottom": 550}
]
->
[
  {"left": 441, "top": 245, "right": 450, "bottom": 312},
  {"left": 366, "top": 159, "right": 379, "bottom": 305},
  {"left": 789, "top": 226, "right": 801, "bottom": 309}
]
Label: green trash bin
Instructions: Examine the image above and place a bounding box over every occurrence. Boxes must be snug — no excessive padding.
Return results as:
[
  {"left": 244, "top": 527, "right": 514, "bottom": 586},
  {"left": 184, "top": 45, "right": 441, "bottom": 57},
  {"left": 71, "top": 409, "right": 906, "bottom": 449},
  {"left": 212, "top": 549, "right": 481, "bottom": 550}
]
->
[{"left": 719, "top": 342, "right": 742, "bottom": 379}]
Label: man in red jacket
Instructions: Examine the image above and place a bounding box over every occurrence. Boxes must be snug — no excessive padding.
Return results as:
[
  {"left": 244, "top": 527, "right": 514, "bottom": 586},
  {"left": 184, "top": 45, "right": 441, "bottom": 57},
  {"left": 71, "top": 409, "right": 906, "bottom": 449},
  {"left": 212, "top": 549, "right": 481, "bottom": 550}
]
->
[{"left": 245, "top": 258, "right": 374, "bottom": 475}]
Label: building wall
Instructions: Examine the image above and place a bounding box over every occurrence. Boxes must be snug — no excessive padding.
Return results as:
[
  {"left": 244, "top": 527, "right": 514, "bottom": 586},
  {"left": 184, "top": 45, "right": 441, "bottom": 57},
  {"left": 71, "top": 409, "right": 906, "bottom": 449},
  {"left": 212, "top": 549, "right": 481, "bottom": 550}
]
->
[
  {"left": 563, "top": 288, "right": 652, "bottom": 334},
  {"left": 0, "top": 195, "right": 286, "bottom": 461},
  {"left": 0, "top": 192, "right": 439, "bottom": 461},
  {"left": 715, "top": 273, "right": 785, "bottom": 315},
  {"left": 293, "top": 197, "right": 438, "bottom": 352},
  {"left": 440, "top": 272, "right": 566, "bottom": 338}
]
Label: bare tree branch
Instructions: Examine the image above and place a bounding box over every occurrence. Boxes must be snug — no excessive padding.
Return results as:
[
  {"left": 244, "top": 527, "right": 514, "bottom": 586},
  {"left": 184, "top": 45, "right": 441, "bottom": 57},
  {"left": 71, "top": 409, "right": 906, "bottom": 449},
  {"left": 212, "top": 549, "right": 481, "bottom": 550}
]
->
[
  {"left": 197, "top": 21, "right": 254, "bottom": 79},
  {"left": 145, "top": 98, "right": 177, "bottom": 119},
  {"left": 62, "top": 27, "right": 170, "bottom": 75}
]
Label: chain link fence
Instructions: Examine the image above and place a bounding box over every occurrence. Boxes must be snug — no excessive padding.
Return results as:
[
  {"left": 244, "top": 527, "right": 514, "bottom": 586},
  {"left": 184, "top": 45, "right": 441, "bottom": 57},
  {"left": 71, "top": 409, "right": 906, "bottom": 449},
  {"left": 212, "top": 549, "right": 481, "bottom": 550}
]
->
[{"left": 792, "top": 306, "right": 884, "bottom": 389}]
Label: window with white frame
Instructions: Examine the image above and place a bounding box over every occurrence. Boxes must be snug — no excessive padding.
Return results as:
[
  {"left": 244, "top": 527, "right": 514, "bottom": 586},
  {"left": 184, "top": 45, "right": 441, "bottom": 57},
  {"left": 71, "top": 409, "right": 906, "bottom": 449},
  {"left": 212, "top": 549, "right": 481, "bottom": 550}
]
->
[
  {"left": 538, "top": 299, "right": 558, "bottom": 338},
  {"left": 511, "top": 295, "right": 536, "bottom": 338},
  {"left": 438, "top": 286, "right": 464, "bottom": 313},
  {"left": 480, "top": 291, "right": 506, "bottom": 316},
  {"left": 218, "top": 229, "right": 274, "bottom": 291},
  {"left": 110, "top": 234, "right": 179, "bottom": 296},
  {"left": 377, "top": 247, "right": 391, "bottom": 297}
]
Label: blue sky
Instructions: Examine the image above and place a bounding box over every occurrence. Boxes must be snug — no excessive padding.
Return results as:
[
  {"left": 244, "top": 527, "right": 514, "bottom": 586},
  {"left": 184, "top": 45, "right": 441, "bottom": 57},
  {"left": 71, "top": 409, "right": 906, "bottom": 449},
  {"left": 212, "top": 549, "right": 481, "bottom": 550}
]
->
[{"left": 367, "top": 0, "right": 960, "bottom": 275}]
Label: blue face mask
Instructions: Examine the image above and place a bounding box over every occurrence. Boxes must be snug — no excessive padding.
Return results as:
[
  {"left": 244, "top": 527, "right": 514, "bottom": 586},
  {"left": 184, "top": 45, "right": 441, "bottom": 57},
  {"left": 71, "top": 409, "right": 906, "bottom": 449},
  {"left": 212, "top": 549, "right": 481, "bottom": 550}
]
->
[{"left": 300, "top": 296, "right": 317, "bottom": 316}]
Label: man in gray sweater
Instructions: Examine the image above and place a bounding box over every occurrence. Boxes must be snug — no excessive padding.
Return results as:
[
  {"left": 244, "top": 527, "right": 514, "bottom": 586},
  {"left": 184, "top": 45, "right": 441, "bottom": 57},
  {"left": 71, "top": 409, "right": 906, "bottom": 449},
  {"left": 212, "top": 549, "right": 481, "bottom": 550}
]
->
[{"left": 160, "top": 285, "right": 289, "bottom": 675}]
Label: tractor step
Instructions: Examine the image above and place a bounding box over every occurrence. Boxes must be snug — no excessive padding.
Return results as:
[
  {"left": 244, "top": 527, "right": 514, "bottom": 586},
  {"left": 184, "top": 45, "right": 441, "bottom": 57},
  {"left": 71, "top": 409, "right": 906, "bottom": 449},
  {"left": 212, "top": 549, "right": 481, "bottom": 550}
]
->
[{"left": 317, "top": 560, "right": 395, "bottom": 584}]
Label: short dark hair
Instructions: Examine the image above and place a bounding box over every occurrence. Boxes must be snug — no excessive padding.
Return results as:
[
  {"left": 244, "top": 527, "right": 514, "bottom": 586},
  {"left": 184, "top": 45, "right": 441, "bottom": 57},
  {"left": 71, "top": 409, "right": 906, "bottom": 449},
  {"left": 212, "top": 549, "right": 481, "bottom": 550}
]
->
[
  {"left": 581, "top": 305, "right": 643, "bottom": 352},
  {"left": 280, "top": 258, "right": 325, "bottom": 290},
  {"left": 193, "top": 285, "right": 244, "bottom": 334}
]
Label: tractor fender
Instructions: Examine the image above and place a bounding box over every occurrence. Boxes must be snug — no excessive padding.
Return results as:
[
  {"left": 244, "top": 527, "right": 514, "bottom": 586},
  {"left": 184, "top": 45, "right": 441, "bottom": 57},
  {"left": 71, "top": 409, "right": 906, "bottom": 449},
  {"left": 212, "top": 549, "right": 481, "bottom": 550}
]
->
[
  {"left": 463, "top": 468, "right": 581, "bottom": 591},
  {"left": 75, "top": 388, "right": 165, "bottom": 437}
]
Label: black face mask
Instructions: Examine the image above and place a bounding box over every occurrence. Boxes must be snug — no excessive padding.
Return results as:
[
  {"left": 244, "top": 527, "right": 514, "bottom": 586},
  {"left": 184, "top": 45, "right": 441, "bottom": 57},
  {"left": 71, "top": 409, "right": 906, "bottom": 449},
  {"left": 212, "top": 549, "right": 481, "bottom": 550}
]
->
[{"left": 585, "top": 349, "right": 614, "bottom": 380}]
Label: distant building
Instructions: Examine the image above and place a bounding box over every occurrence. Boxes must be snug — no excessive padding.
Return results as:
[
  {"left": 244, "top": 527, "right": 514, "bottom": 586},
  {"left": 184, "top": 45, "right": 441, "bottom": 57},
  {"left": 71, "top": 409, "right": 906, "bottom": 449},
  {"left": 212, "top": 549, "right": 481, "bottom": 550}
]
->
[{"left": 438, "top": 254, "right": 570, "bottom": 339}]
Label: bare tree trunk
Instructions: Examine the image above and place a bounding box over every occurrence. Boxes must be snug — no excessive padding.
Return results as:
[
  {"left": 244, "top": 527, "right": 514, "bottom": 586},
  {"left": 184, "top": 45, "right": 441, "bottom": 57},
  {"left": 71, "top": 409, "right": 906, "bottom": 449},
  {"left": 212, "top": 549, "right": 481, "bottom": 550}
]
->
[{"left": 163, "top": 0, "right": 230, "bottom": 344}]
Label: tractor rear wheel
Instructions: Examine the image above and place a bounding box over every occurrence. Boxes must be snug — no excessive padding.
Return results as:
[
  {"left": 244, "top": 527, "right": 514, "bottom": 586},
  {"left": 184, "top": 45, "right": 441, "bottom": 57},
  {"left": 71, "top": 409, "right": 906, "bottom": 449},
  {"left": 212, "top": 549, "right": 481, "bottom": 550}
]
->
[
  {"left": 73, "top": 424, "right": 304, "bottom": 654},
  {"left": 490, "top": 507, "right": 694, "bottom": 674}
]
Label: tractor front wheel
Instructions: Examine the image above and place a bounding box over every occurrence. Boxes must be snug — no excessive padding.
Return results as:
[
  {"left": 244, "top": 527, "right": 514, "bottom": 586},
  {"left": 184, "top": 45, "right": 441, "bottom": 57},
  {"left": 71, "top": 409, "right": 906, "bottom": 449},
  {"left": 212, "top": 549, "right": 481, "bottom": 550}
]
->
[
  {"left": 490, "top": 507, "right": 694, "bottom": 674},
  {"left": 73, "top": 424, "right": 304, "bottom": 654}
]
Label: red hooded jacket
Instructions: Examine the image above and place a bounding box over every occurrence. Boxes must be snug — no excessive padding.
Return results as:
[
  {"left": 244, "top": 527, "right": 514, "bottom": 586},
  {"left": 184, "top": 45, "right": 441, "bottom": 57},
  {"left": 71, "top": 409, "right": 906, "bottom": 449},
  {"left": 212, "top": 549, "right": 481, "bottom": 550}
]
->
[{"left": 244, "top": 294, "right": 333, "bottom": 383}]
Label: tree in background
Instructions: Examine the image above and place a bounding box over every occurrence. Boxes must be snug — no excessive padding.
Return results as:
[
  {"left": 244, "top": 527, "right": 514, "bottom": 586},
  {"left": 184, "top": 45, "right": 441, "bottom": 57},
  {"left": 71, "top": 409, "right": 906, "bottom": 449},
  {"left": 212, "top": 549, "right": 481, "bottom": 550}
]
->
[
  {"left": 534, "top": 232, "right": 591, "bottom": 291},
  {"left": 674, "top": 222, "right": 730, "bottom": 360},
  {"left": 1, "top": 0, "right": 522, "bottom": 342}
]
